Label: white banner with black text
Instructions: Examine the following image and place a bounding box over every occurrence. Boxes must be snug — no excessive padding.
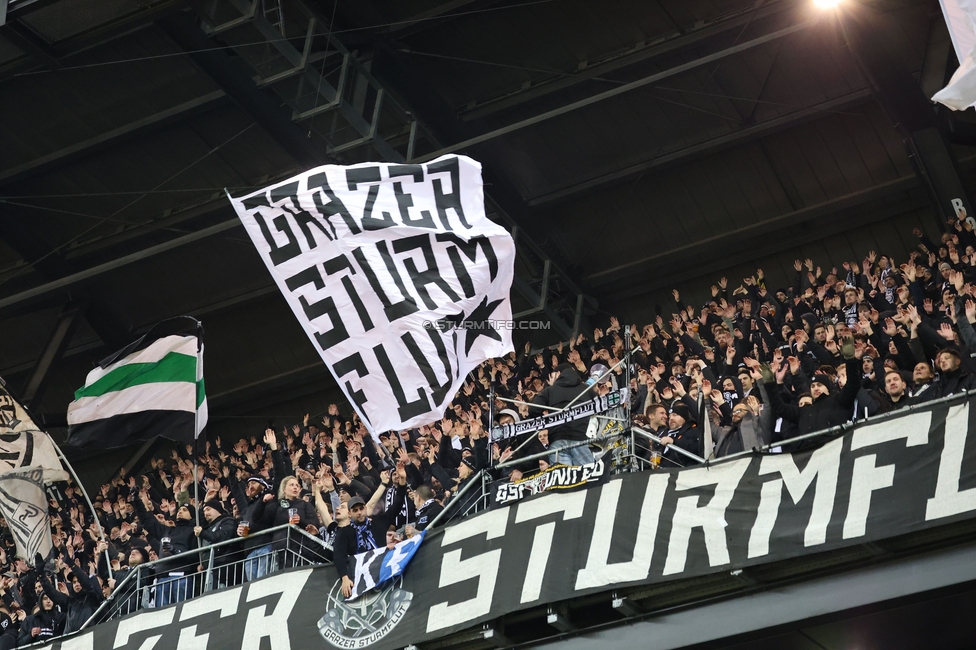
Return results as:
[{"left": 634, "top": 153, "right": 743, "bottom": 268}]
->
[{"left": 229, "top": 156, "right": 515, "bottom": 433}]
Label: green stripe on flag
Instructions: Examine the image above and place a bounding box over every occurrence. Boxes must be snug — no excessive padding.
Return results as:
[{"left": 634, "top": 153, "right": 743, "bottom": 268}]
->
[
  {"left": 74, "top": 352, "right": 197, "bottom": 399},
  {"left": 197, "top": 378, "right": 206, "bottom": 408}
]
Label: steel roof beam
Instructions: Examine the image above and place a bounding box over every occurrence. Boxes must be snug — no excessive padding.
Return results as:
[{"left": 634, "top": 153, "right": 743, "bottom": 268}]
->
[
  {"left": 603, "top": 191, "right": 930, "bottom": 305},
  {"left": 0, "top": 0, "right": 194, "bottom": 79},
  {"left": 0, "top": 89, "right": 228, "bottom": 187},
  {"left": 590, "top": 175, "right": 919, "bottom": 293},
  {"left": 0, "top": 219, "right": 240, "bottom": 311},
  {"left": 19, "top": 299, "right": 86, "bottom": 406},
  {"left": 458, "top": 0, "right": 802, "bottom": 121},
  {"left": 527, "top": 89, "right": 874, "bottom": 207},
  {"left": 411, "top": 16, "right": 817, "bottom": 163}
]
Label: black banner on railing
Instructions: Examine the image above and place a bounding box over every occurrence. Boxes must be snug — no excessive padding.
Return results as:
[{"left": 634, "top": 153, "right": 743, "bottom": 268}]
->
[
  {"left": 490, "top": 458, "right": 609, "bottom": 506},
  {"left": 34, "top": 394, "right": 976, "bottom": 650}
]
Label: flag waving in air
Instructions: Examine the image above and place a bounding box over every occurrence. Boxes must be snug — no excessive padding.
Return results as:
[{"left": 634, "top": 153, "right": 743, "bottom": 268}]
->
[
  {"left": 228, "top": 155, "right": 516, "bottom": 433},
  {"left": 0, "top": 383, "right": 68, "bottom": 483},
  {"left": 67, "top": 316, "right": 207, "bottom": 451}
]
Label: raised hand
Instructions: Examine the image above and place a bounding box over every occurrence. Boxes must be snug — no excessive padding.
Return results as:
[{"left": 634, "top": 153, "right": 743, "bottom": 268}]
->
[
  {"left": 669, "top": 376, "right": 686, "bottom": 397},
  {"left": 787, "top": 356, "right": 801, "bottom": 374},
  {"left": 263, "top": 429, "right": 278, "bottom": 451},
  {"left": 940, "top": 322, "right": 955, "bottom": 341}
]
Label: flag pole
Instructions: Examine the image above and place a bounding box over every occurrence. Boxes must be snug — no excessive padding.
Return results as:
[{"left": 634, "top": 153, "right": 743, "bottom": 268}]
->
[
  {"left": 50, "top": 439, "right": 112, "bottom": 579},
  {"left": 193, "top": 326, "right": 203, "bottom": 539}
]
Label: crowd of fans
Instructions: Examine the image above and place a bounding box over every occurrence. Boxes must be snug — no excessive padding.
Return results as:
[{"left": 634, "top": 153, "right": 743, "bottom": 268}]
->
[{"left": 0, "top": 219, "right": 974, "bottom": 645}]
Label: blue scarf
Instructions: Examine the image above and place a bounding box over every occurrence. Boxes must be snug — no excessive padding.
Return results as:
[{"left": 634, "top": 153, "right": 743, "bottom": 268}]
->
[{"left": 352, "top": 518, "right": 377, "bottom": 552}]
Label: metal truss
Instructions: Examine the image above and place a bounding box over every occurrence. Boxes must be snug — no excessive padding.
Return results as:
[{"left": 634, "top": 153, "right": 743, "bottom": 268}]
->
[{"left": 194, "top": 0, "right": 585, "bottom": 341}]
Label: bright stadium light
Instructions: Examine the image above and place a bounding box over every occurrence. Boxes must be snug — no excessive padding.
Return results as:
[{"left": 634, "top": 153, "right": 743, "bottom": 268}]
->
[{"left": 813, "top": 0, "right": 842, "bottom": 8}]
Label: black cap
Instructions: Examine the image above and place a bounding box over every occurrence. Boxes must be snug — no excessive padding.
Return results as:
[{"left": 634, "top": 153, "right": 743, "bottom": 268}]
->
[
  {"left": 810, "top": 375, "right": 833, "bottom": 392},
  {"left": 129, "top": 547, "right": 150, "bottom": 564},
  {"left": 670, "top": 403, "right": 691, "bottom": 422}
]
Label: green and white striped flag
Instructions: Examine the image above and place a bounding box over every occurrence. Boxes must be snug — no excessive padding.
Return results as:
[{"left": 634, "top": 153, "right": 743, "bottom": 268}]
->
[{"left": 66, "top": 318, "right": 206, "bottom": 451}]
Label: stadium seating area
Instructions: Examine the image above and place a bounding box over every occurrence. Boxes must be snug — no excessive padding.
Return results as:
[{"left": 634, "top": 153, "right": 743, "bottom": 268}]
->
[{"left": 4, "top": 219, "right": 976, "bottom": 646}]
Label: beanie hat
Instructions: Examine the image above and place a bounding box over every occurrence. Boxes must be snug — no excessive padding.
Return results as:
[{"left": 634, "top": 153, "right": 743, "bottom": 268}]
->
[
  {"left": 203, "top": 500, "right": 225, "bottom": 516},
  {"left": 810, "top": 374, "right": 833, "bottom": 392},
  {"left": 669, "top": 403, "right": 691, "bottom": 423},
  {"left": 129, "top": 547, "right": 150, "bottom": 564}
]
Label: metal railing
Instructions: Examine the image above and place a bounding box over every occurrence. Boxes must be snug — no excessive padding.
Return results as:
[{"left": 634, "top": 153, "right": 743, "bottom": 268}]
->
[
  {"left": 434, "top": 389, "right": 975, "bottom": 515},
  {"left": 57, "top": 391, "right": 969, "bottom": 639},
  {"left": 80, "top": 523, "right": 330, "bottom": 629}
]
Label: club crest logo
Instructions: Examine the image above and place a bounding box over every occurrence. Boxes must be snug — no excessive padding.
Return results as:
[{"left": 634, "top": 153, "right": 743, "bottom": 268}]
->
[{"left": 318, "top": 577, "right": 412, "bottom": 648}]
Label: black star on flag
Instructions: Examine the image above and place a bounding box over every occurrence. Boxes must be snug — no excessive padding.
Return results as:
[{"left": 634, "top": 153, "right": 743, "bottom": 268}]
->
[{"left": 438, "top": 297, "right": 505, "bottom": 355}]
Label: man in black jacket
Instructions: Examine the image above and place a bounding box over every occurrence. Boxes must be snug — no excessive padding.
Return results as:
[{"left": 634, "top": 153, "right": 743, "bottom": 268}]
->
[
  {"left": 226, "top": 468, "right": 272, "bottom": 582},
  {"left": 332, "top": 482, "right": 407, "bottom": 600},
  {"left": 39, "top": 559, "right": 102, "bottom": 635},
  {"left": 97, "top": 542, "right": 152, "bottom": 616},
  {"left": 134, "top": 490, "right": 197, "bottom": 607},
  {"left": 195, "top": 500, "right": 239, "bottom": 587},
  {"left": 767, "top": 337, "right": 861, "bottom": 444},
  {"left": 935, "top": 348, "right": 976, "bottom": 396},
  {"left": 659, "top": 403, "right": 701, "bottom": 467},
  {"left": 412, "top": 485, "right": 442, "bottom": 531},
  {"left": 531, "top": 363, "right": 596, "bottom": 466}
]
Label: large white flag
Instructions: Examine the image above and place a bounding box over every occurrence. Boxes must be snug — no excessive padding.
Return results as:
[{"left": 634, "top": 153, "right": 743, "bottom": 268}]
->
[
  {"left": 0, "top": 384, "right": 68, "bottom": 484},
  {"left": 229, "top": 155, "right": 515, "bottom": 432},
  {"left": 933, "top": 0, "right": 976, "bottom": 110},
  {"left": 0, "top": 467, "right": 53, "bottom": 561}
]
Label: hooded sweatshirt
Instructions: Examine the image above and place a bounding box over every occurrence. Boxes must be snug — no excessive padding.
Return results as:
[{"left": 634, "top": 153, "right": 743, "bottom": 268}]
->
[{"left": 530, "top": 368, "right": 596, "bottom": 443}]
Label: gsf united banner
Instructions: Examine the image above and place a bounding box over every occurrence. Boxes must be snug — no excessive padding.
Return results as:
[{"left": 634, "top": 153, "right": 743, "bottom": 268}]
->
[
  {"left": 228, "top": 156, "right": 515, "bottom": 433},
  {"left": 491, "top": 458, "right": 608, "bottom": 506},
  {"left": 33, "top": 394, "right": 976, "bottom": 650}
]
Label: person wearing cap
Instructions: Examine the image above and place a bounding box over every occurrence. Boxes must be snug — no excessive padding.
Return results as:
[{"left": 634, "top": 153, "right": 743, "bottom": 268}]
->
[
  {"left": 133, "top": 489, "right": 197, "bottom": 607},
  {"left": 194, "top": 500, "right": 240, "bottom": 586},
  {"left": 659, "top": 402, "right": 701, "bottom": 467},
  {"left": 224, "top": 441, "right": 275, "bottom": 581},
  {"left": 908, "top": 361, "right": 937, "bottom": 403},
  {"left": 331, "top": 469, "right": 408, "bottom": 599},
  {"left": 496, "top": 409, "right": 520, "bottom": 426},
  {"left": 38, "top": 555, "right": 102, "bottom": 635},
  {"left": 0, "top": 604, "right": 18, "bottom": 650},
  {"left": 531, "top": 362, "right": 597, "bottom": 466},
  {"left": 713, "top": 398, "right": 767, "bottom": 458},
  {"left": 95, "top": 539, "right": 153, "bottom": 614}
]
